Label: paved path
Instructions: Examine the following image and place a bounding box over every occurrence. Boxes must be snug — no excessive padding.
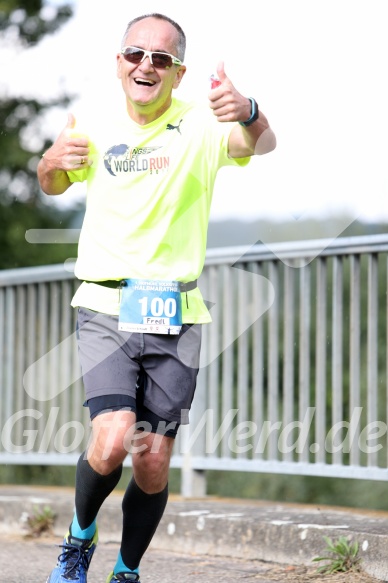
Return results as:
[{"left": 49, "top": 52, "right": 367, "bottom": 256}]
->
[
  {"left": 0, "top": 534, "right": 382, "bottom": 583},
  {"left": 0, "top": 533, "right": 292, "bottom": 583}
]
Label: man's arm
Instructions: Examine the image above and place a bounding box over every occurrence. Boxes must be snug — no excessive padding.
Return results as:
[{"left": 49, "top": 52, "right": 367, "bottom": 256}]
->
[
  {"left": 208, "top": 62, "right": 276, "bottom": 158},
  {"left": 37, "top": 113, "right": 90, "bottom": 195}
]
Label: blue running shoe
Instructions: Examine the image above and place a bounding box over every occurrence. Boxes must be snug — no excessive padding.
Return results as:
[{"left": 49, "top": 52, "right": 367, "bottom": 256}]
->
[
  {"left": 105, "top": 572, "right": 140, "bottom": 582},
  {"left": 47, "top": 529, "right": 98, "bottom": 582}
]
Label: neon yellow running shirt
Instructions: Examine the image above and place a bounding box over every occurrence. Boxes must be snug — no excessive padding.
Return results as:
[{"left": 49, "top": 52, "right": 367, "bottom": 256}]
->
[{"left": 69, "top": 98, "right": 249, "bottom": 323}]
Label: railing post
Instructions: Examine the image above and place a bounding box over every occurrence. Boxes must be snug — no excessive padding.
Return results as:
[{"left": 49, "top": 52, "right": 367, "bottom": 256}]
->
[
  {"left": 180, "top": 460, "right": 206, "bottom": 498},
  {"left": 179, "top": 324, "right": 208, "bottom": 498}
]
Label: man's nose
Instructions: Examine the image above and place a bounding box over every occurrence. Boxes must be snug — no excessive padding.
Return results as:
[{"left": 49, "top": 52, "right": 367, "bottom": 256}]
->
[{"left": 139, "top": 55, "right": 154, "bottom": 71}]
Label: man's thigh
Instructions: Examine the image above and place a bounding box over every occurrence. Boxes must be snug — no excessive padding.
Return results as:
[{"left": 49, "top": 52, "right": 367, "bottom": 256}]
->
[
  {"left": 77, "top": 307, "right": 140, "bottom": 401},
  {"left": 139, "top": 324, "right": 202, "bottom": 425}
]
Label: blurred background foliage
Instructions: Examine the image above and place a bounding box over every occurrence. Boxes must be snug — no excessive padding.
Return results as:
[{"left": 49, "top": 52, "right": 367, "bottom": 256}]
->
[{"left": 0, "top": 0, "right": 79, "bottom": 268}]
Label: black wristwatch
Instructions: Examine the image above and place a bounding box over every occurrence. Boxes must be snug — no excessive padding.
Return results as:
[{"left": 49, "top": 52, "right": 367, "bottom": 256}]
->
[{"left": 239, "top": 98, "right": 259, "bottom": 127}]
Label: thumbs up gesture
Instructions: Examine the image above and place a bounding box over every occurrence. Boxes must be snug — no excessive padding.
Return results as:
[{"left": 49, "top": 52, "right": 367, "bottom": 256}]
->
[
  {"left": 208, "top": 61, "right": 252, "bottom": 124},
  {"left": 42, "top": 113, "right": 90, "bottom": 171},
  {"left": 65, "top": 112, "right": 76, "bottom": 130}
]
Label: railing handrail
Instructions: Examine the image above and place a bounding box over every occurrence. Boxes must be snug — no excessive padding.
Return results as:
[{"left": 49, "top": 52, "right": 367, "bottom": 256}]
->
[
  {"left": 205, "top": 233, "right": 388, "bottom": 264},
  {"left": 2, "top": 233, "right": 387, "bottom": 285},
  {"left": 0, "top": 262, "right": 76, "bottom": 287}
]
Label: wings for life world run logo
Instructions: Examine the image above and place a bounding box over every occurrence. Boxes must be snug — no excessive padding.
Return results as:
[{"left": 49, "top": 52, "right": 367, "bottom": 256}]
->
[{"left": 104, "top": 144, "right": 170, "bottom": 177}]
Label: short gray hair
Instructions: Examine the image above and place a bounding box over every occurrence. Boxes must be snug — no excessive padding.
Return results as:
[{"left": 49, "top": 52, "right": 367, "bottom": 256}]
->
[{"left": 121, "top": 13, "right": 186, "bottom": 62}]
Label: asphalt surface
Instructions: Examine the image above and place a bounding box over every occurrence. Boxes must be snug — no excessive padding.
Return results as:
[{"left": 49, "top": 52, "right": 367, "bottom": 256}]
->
[
  {"left": 1, "top": 485, "right": 388, "bottom": 582},
  {"left": 0, "top": 534, "right": 298, "bottom": 583}
]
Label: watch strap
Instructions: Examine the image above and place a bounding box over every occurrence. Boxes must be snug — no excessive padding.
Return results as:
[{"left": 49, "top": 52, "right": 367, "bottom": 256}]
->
[{"left": 239, "top": 97, "right": 259, "bottom": 127}]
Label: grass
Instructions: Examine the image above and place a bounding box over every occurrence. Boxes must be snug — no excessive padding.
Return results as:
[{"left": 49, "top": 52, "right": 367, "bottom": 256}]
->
[
  {"left": 22, "top": 505, "right": 56, "bottom": 538},
  {"left": 313, "top": 535, "right": 361, "bottom": 574}
]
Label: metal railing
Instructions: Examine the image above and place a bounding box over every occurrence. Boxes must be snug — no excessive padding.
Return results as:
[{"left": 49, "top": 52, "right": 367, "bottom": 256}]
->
[{"left": 2, "top": 234, "right": 388, "bottom": 496}]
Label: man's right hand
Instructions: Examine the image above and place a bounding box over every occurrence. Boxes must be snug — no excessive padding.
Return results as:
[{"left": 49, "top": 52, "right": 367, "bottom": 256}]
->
[
  {"left": 37, "top": 113, "right": 90, "bottom": 195},
  {"left": 43, "top": 113, "right": 90, "bottom": 172}
]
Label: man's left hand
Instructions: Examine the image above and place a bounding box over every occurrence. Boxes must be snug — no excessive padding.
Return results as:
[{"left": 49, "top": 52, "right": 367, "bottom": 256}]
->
[{"left": 208, "top": 61, "right": 251, "bottom": 123}]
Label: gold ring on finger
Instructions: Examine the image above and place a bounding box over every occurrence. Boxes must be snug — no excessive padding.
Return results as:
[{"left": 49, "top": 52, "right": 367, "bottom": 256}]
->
[{"left": 81, "top": 157, "right": 85, "bottom": 165}]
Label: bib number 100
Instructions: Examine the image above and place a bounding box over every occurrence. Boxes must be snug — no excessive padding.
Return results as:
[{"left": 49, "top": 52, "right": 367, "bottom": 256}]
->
[{"left": 138, "top": 296, "right": 177, "bottom": 318}]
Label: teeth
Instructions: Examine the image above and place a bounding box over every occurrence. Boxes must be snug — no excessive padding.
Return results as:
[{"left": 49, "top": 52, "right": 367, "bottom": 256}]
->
[{"left": 134, "top": 78, "right": 155, "bottom": 86}]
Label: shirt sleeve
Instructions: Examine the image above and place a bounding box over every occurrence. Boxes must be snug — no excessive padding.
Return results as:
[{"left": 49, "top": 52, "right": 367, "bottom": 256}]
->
[
  {"left": 202, "top": 106, "right": 251, "bottom": 169},
  {"left": 67, "top": 168, "right": 89, "bottom": 183},
  {"left": 219, "top": 125, "right": 251, "bottom": 168}
]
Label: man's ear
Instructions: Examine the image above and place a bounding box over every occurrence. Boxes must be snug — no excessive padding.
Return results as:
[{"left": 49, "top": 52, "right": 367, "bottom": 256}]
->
[
  {"left": 173, "top": 65, "right": 187, "bottom": 89},
  {"left": 116, "top": 53, "right": 123, "bottom": 79}
]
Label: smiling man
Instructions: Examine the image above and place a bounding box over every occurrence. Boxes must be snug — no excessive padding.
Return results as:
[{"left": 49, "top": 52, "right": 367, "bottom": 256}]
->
[
  {"left": 118, "top": 18, "right": 186, "bottom": 123},
  {"left": 38, "top": 12, "right": 276, "bottom": 583}
]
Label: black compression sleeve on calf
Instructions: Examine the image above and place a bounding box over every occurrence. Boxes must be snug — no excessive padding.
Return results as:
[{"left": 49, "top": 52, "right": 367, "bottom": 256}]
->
[
  {"left": 75, "top": 454, "right": 123, "bottom": 530},
  {"left": 120, "top": 477, "right": 169, "bottom": 570}
]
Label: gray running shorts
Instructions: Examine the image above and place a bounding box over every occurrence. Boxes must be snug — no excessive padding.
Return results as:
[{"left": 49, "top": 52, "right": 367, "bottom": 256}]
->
[{"left": 76, "top": 307, "right": 202, "bottom": 425}]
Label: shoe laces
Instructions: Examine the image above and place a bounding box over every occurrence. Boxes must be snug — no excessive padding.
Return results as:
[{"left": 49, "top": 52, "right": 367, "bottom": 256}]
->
[{"left": 57, "top": 540, "right": 92, "bottom": 580}]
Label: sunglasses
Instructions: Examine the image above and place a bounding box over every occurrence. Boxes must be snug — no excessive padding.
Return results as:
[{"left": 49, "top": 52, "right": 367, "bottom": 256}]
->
[{"left": 121, "top": 46, "right": 182, "bottom": 69}]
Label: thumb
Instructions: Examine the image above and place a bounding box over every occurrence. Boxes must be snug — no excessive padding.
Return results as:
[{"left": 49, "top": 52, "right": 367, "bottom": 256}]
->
[
  {"left": 216, "top": 61, "right": 228, "bottom": 83},
  {"left": 65, "top": 112, "right": 76, "bottom": 129}
]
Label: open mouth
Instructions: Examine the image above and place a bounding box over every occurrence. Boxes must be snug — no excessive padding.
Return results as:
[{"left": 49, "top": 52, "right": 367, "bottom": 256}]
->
[{"left": 134, "top": 78, "right": 156, "bottom": 87}]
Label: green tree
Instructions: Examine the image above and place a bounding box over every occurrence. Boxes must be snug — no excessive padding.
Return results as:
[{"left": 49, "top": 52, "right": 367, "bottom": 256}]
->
[{"left": 0, "top": 0, "right": 80, "bottom": 268}]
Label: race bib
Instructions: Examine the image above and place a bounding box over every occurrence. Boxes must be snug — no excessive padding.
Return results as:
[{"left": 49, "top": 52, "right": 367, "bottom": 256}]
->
[{"left": 118, "top": 279, "right": 182, "bottom": 334}]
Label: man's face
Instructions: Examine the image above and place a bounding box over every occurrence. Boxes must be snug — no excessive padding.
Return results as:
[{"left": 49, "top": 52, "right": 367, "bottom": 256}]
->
[{"left": 117, "top": 17, "right": 186, "bottom": 121}]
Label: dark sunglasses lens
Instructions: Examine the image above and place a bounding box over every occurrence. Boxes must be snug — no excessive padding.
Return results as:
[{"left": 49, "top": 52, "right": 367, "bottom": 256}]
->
[
  {"left": 152, "top": 53, "right": 173, "bottom": 68},
  {"left": 123, "top": 48, "right": 144, "bottom": 64}
]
